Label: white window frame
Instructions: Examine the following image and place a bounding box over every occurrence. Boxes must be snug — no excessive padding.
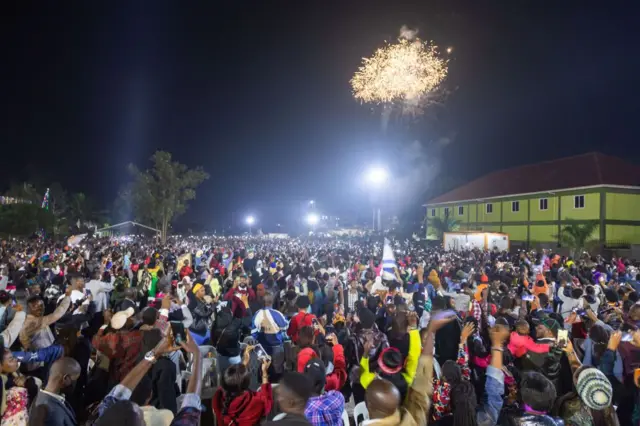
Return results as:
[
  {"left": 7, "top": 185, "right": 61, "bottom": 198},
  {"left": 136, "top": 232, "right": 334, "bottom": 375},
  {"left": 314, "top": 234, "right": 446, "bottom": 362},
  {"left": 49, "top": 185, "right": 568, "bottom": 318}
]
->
[
  {"left": 486, "top": 203, "right": 493, "bottom": 214},
  {"left": 574, "top": 195, "right": 585, "bottom": 209},
  {"left": 512, "top": 201, "right": 520, "bottom": 212},
  {"left": 458, "top": 206, "right": 464, "bottom": 216},
  {"left": 431, "top": 208, "right": 436, "bottom": 217},
  {"left": 444, "top": 207, "right": 450, "bottom": 216},
  {"left": 539, "top": 198, "right": 548, "bottom": 211}
]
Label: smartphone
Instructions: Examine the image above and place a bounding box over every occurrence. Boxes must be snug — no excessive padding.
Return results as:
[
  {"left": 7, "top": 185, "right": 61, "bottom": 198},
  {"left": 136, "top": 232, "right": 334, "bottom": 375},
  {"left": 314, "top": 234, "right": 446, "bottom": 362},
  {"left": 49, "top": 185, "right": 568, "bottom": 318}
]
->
[
  {"left": 170, "top": 321, "right": 186, "bottom": 345},
  {"left": 253, "top": 343, "right": 271, "bottom": 362},
  {"left": 522, "top": 294, "right": 535, "bottom": 302},
  {"left": 556, "top": 329, "right": 568, "bottom": 346},
  {"left": 311, "top": 317, "right": 319, "bottom": 326},
  {"left": 622, "top": 333, "right": 634, "bottom": 342}
]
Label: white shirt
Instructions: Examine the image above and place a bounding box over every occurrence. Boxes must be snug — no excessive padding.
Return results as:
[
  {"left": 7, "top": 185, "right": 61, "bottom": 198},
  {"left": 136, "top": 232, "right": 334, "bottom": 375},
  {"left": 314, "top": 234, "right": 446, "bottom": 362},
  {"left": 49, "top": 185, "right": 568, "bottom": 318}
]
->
[{"left": 86, "top": 279, "right": 114, "bottom": 312}]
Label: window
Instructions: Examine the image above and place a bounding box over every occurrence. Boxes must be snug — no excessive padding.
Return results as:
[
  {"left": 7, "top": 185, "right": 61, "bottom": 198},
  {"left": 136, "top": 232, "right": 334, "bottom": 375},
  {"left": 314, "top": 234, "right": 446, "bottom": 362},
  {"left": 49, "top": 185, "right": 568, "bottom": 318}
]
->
[
  {"left": 574, "top": 195, "right": 585, "bottom": 209},
  {"left": 444, "top": 207, "right": 450, "bottom": 216},
  {"left": 458, "top": 206, "right": 464, "bottom": 216},
  {"left": 512, "top": 201, "right": 520, "bottom": 212},
  {"left": 539, "top": 198, "right": 548, "bottom": 211},
  {"left": 430, "top": 208, "right": 436, "bottom": 217},
  {"left": 486, "top": 203, "right": 493, "bottom": 214}
]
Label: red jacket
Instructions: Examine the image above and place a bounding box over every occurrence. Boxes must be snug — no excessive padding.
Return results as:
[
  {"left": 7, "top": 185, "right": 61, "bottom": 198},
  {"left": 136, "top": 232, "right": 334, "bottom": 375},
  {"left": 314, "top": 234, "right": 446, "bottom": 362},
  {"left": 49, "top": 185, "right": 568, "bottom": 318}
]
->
[
  {"left": 507, "top": 331, "right": 551, "bottom": 358},
  {"left": 287, "top": 311, "right": 316, "bottom": 344},
  {"left": 179, "top": 265, "right": 193, "bottom": 279},
  {"left": 212, "top": 383, "right": 272, "bottom": 426},
  {"left": 296, "top": 344, "right": 347, "bottom": 392}
]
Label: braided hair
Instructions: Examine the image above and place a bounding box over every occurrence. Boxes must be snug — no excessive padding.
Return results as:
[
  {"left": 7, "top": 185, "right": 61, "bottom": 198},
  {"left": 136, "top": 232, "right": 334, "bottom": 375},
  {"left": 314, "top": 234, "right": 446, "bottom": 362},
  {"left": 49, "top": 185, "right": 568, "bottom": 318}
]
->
[
  {"left": 220, "top": 363, "right": 250, "bottom": 416},
  {"left": 442, "top": 360, "right": 478, "bottom": 426}
]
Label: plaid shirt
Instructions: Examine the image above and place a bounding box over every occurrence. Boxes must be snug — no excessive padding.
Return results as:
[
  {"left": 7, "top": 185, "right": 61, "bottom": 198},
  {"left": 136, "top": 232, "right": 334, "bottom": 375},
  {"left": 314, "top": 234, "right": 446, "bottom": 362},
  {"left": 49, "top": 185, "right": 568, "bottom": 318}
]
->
[
  {"left": 92, "top": 311, "right": 168, "bottom": 383},
  {"left": 471, "top": 299, "right": 486, "bottom": 330},
  {"left": 304, "top": 390, "right": 345, "bottom": 426},
  {"left": 97, "top": 385, "right": 201, "bottom": 426}
]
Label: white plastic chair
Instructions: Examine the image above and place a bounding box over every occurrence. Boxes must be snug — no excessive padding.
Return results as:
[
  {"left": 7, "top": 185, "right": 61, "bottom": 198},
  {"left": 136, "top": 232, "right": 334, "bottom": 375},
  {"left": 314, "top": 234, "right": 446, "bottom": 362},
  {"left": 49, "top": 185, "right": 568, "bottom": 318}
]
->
[
  {"left": 342, "top": 409, "right": 350, "bottom": 426},
  {"left": 353, "top": 401, "right": 369, "bottom": 425},
  {"left": 272, "top": 413, "right": 287, "bottom": 421}
]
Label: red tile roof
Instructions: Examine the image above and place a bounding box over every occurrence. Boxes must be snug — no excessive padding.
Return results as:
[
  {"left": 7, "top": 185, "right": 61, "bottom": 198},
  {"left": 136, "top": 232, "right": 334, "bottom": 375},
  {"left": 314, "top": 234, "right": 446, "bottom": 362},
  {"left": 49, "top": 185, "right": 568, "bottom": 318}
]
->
[{"left": 427, "top": 152, "right": 640, "bottom": 205}]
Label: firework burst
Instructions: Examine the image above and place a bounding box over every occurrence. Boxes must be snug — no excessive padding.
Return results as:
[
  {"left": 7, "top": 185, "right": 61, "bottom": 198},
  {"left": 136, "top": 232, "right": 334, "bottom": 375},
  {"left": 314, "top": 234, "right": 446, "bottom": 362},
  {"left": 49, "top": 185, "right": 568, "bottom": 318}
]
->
[{"left": 351, "top": 38, "right": 448, "bottom": 107}]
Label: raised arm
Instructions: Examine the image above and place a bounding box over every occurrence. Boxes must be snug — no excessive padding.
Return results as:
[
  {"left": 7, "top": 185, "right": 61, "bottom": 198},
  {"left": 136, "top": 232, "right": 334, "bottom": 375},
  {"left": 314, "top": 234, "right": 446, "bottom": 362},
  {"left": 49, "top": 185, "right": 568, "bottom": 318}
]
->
[
  {"left": 42, "top": 297, "right": 71, "bottom": 327},
  {"left": 1, "top": 310, "right": 25, "bottom": 348}
]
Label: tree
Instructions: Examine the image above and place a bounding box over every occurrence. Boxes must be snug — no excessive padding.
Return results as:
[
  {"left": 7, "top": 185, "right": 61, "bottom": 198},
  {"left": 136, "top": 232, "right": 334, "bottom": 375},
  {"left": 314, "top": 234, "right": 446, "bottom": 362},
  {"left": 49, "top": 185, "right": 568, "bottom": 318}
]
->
[
  {"left": 126, "top": 151, "right": 209, "bottom": 242},
  {"left": 427, "top": 209, "right": 460, "bottom": 239},
  {"left": 555, "top": 220, "right": 599, "bottom": 257},
  {"left": 5, "top": 182, "right": 41, "bottom": 205}
]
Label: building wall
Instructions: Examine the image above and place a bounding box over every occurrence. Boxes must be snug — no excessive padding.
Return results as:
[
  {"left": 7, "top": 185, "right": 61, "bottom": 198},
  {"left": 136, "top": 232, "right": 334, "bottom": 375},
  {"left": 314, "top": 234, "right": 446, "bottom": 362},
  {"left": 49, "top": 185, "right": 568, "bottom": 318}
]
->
[
  {"left": 501, "top": 200, "right": 527, "bottom": 222},
  {"left": 529, "top": 225, "right": 557, "bottom": 243},
  {"left": 426, "top": 187, "right": 640, "bottom": 244},
  {"left": 502, "top": 225, "right": 527, "bottom": 241},
  {"left": 606, "top": 193, "right": 640, "bottom": 221},
  {"left": 560, "top": 192, "right": 599, "bottom": 220},
  {"left": 606, "top": 225, "right": 640, "bottom": 244},
  {"left": 529, "top": 196, "right": 559, "bottom": 221}
]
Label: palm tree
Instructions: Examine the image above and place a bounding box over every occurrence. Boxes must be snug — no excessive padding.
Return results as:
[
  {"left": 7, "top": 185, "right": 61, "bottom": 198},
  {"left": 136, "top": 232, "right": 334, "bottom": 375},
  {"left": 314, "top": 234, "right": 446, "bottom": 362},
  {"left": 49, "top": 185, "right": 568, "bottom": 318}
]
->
[
  {"left": 427, "top": 209, "right": 460, "bottom": 239},
  {"left": 555, "top": 220, "right": 599, "bottom": 257}
]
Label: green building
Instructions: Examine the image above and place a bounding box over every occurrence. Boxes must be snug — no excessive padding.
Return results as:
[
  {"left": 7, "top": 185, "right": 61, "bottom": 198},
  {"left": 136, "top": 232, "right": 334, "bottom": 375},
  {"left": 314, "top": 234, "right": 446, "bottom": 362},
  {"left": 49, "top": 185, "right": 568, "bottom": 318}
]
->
[{"left": 424, "top": 153, "right": 640, "bottom": 248}]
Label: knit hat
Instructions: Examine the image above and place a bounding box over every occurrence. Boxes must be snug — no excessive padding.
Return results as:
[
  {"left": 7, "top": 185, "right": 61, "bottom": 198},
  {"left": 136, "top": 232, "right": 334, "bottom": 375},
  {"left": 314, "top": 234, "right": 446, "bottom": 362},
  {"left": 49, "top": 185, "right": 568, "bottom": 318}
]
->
[
  {"left": 428, "top": 270, "right": 440, "bottom": 286},
  {"left": 332, "top": 313, "right": 346, "bottom": 325},
  {"left": 358, "top": 308, "right": 376, "bottom": 329},
  {"left": 480, "top": 274, "right": 489, "bottom": 283},
  {"left": 576, "top": 368, "right": 613, "bottom": 410},
  {"left": 475, "top": 284, "right": 488, "bottom": 302}
]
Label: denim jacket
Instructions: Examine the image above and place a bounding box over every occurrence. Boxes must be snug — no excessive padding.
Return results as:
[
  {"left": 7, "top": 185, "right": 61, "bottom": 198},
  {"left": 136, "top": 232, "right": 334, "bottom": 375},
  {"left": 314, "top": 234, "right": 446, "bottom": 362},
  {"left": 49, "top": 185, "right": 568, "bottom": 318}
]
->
[{"left": 478, "top": 365, "right": 505, "bottom": 426}]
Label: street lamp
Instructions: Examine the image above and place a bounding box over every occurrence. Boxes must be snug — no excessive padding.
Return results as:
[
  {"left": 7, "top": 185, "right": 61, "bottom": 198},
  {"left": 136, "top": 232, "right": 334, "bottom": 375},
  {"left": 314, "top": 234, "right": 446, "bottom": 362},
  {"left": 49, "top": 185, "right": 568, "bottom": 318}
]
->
[
  {"left": 364, "top": 166, "right": 389, "bottom": 231},
  {"left": 365, "top": 166, "right": 389, "bottom": 186},
  {"left": 306, "top": 213, "right": 319, "bottom": 233},
  {"left": 246, "top": 216, "right": 255, "bottom": 234},
  {"left": 306, "top": 213, "right": 319, "bottom": 225}
]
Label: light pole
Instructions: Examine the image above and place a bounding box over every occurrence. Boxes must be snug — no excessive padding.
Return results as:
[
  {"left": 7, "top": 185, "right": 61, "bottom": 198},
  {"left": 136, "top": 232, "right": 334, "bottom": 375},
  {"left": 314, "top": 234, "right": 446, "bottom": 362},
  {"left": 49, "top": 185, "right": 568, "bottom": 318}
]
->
[
  {"left": 246, "top": 216, "right": 255, "bottom": 234},
  {"left": 364, "top": 166, "right": 389, "bottom": 231},
  {"left": 306, "top": 213, "right": 319, "bottom": 233}
]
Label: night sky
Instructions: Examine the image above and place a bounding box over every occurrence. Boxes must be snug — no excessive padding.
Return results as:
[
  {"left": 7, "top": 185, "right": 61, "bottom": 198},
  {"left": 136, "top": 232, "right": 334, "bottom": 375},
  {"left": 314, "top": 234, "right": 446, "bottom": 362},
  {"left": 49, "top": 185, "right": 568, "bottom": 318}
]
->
[{"left": 2, "top": 1, "right": 640, "bottom": 231}]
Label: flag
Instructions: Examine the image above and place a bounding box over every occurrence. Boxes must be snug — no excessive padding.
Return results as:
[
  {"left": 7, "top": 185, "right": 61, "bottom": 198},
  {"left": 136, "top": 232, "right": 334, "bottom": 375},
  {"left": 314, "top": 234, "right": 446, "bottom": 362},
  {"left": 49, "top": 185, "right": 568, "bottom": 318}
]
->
[{"left": 382, "top": 238, "right": 397, "bottom": 281}]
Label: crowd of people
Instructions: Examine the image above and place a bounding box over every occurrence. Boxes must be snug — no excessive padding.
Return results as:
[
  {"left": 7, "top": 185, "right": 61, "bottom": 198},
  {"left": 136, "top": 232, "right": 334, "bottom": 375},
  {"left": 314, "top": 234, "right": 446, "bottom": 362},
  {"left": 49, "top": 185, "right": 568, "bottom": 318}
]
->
[{"left": 0, "top": 234, "right": 639, "bottom": 426}]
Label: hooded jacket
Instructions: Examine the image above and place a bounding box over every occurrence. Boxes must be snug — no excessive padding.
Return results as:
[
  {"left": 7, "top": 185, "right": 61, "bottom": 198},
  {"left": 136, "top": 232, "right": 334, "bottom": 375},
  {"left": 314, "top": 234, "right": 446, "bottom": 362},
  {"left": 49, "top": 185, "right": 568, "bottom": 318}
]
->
[{"left": 212, "top": 383, "right": 273, "bottom": 426}]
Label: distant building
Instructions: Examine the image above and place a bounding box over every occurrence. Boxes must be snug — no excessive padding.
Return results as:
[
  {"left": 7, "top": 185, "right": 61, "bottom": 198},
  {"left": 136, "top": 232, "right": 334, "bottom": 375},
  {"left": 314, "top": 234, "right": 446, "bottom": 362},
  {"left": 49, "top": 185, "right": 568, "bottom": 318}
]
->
[{"left": 424, "top": 153, "right": 640, "bottom": 247}]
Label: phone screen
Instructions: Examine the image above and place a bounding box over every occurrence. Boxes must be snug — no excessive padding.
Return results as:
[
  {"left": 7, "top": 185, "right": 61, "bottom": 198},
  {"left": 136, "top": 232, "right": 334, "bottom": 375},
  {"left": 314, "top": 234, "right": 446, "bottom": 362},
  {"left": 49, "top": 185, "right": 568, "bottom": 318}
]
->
[
  {"left": 170, "top": 321, "right": 186, "bottom": 344},
  {"left": 556, "top": 329, "right": 568, "bottom": 346},
  {"left": 522, "top": 294, "right": 534, "bottom": 302},
  {"left": 253, "top": 344, "right": 271, "bottom": 361}
]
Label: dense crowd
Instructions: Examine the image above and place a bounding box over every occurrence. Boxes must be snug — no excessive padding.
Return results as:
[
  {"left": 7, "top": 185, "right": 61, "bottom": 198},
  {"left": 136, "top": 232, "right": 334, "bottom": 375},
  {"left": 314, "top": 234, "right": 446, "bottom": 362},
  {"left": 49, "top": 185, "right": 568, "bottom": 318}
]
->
[{"left": 0, "top": 234, "right": 639, "bottom": 426}]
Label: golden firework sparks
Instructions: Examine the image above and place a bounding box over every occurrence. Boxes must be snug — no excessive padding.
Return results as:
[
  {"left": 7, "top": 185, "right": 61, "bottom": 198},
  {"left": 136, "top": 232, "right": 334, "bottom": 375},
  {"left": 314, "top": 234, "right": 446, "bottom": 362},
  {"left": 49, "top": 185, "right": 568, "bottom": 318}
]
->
[{"left": 351, "top": 38, "right": 448, "bottom": 105}]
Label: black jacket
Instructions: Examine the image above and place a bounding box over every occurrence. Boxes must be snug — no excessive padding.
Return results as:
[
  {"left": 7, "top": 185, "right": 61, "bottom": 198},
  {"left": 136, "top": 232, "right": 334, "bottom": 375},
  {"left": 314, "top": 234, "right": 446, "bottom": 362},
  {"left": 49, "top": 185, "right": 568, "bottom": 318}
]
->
[
  {"left": 150, "top": 357, "right": 178, "bottom": 414},
  {"left": 189, "top": 298, "right": 214, "bottom": 335}
]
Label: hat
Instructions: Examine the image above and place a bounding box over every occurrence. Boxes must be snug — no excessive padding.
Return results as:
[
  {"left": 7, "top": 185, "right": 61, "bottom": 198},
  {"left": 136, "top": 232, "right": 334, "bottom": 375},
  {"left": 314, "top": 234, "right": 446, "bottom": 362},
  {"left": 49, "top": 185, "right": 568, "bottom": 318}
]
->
[
  {"left": 333, "top": 313, "right": 346, "bottom": 325},
  {"left": 303, "top": 358, "right": 327, "bottom": 390},
  {"left": 358, "top": 308, "right": 376, "bottom": 329},
  {"left": 480, "top": 274, "right": 489, "bottom": 283},
  {"left": 111, "top": 307, "right": 135, "bottom": 330},
  {"left": 576, "top": 368, "right": 613, "bottom": 410},
  {"left": 475, "top": 284, "right": 488, "bottom": 302},
  {"left": 532, "top": 315, "right": 561, "bottom": 333},
  {"left": 141, "top": 407, "right": 174, "bottom": 426},
  {"left": 427, "top": 270, "right": 440, "bottom": 286},
  {"left": 192, "top": 283, "right": 203, "bottom": 294},
  {"left": 378, "top": 347, "right": 404, "bottom": 375}
]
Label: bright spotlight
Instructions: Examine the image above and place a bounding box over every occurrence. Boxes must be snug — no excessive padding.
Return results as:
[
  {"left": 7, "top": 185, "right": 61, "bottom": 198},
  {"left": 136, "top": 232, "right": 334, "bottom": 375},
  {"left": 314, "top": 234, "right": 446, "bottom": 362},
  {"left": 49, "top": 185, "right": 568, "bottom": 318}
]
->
[
  {"left": 306, "top": 213, "right": 319, "bottom": 225},
  {"left": 365, "top": 166, "right": 389, "bottom": 185},
  {"left": 246, "top": 216, "right": 255, "bottom": 225}
]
